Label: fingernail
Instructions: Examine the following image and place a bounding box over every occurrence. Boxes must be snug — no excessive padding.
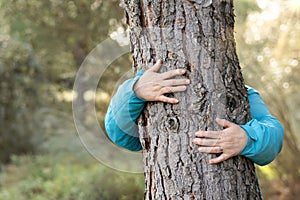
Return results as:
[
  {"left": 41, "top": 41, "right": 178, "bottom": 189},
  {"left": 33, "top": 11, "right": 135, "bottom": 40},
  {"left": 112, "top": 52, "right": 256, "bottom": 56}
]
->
[
  {"left": 186, "top": 79, "right": 190, "bottom": 84},
  {"left": 180, "top": 69, "right": 186, "bottom": 74}
]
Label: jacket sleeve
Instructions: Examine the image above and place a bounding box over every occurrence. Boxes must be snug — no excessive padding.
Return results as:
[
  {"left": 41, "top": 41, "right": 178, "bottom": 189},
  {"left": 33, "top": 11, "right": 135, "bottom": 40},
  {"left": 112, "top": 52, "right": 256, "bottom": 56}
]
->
[
  {"left": 104, "top": 71, "right": 146, "bottom": 151},
  {"left": 239, "top": 87, "right": 284, "bottom": 166}
]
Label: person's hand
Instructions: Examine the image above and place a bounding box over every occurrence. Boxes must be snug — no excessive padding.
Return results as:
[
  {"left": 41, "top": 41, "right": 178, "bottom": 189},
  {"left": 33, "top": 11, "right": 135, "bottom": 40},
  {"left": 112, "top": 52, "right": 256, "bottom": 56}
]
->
[
  {"left": 133, "top": 59, "right": 190, "bottom": 103},
  {"left": 193, "top": 118, "right": 248, "bottom": 164}
]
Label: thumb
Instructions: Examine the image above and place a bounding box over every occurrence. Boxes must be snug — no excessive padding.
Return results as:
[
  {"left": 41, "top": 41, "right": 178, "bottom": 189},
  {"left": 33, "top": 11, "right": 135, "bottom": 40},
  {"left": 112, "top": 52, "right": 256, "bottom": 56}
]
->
[
  {"left": 216, "top": 118, "right": 234, "bottom": 128},
  {"left": 149, "top": 59, "right": 162, "bottom": 72}
]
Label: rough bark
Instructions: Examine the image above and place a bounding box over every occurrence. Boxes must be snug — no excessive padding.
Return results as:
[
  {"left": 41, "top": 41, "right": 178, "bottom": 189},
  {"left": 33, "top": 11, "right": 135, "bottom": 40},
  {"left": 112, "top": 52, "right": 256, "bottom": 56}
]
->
[{"left": 121, "top": 0, "right": 261, "bottom": 199}]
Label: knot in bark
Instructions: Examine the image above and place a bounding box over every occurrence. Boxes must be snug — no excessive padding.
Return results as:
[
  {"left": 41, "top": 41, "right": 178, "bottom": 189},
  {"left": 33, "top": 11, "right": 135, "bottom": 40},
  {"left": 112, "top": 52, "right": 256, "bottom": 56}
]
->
[{"left": 164, "top": 116, "right": 179, "bottom": 132}]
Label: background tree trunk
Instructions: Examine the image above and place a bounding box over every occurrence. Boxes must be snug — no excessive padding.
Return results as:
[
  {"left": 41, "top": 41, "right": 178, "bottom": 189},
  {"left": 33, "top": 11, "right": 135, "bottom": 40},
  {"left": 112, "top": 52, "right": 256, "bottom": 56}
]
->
[{"left": 121, "top": 0, "right": 261, "bottom": 199}]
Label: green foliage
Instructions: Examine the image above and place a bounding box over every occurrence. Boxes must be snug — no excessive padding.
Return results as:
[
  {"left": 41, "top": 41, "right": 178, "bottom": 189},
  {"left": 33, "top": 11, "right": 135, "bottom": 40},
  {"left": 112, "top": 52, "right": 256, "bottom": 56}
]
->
[
  {"left": 1, "top": 0, "right": 133, "bottom": 123},
  {"left": 0, "top": 0, "right": 131, "bottom": 163},
  {"left": 0, "top": 155, "right": 144, "bottom": 200},
  {"left": 2, "top": 0, "right": 125, "bottom": 71},
  {"left": 0, "top": 37, "right": 45, "bottom": 163}
]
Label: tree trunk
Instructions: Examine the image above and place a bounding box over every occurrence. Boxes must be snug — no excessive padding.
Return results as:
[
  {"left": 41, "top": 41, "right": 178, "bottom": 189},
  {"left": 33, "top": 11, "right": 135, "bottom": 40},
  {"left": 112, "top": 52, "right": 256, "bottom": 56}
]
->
[{"left": 121, "top": 0, "right": 261, "bottom": 199}]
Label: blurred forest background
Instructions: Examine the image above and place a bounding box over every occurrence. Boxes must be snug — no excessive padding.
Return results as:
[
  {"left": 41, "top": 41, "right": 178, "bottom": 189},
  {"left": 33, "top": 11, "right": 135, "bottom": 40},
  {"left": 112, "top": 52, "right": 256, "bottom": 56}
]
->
[{"left": 0, "top": 0, "right": 299, "bottom": 199}]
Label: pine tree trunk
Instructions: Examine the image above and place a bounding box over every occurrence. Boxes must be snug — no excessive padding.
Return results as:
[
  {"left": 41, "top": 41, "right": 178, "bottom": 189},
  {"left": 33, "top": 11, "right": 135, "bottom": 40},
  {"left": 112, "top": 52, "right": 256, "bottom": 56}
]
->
[{"left": 121, "top": 0, "right": 261, "bottom": 199}]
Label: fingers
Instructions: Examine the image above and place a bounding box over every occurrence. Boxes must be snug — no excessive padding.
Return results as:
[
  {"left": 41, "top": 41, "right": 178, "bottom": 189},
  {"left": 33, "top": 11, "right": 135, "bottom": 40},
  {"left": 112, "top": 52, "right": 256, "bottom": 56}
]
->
[
  {"left": 194, "top": 118, "right": 240, "bottom": 165},
  {"left": 198, "top": 146, "right": 223, "bottom": 154},
  {"left": 160, "top": 69, "right": 186, "bottom": 80},
  {"left": 209, "top": 154, "right": 230, "bottom": 164},
  {"left": 157, "top": 95, "right": 179, "bottom": 104},
  {"left": 193, "top": 138, "right": 219, "bottom": 146},
  {"left": 149, "top": 59, "right": 163, "bottom": 72},
  {"left": 216, "top": 118, "right": 235, "bottom": 128},
  {"left": 162, "top": 79, "right": 190, "bottom": 86},
  {"left": 147, "top": 60, "right": 188, "bottom": 83},
  {"left": 155, "top": 85, "right": 187, "bottom": 103},
  {"left": 195, "top": 130, "right": 221, "bottom": 139},
  {"left": 160, "top": 86, "right": 187, "bottom": 94}
]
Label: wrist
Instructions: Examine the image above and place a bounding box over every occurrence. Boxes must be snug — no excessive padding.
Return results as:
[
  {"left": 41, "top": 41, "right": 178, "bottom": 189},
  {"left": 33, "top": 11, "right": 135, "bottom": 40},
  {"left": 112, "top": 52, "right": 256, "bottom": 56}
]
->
[
  {"left": 132, "top": 75, "right": 147, "bottom": 102},
  {"left": 239, "top": 122, "right": 257, "bottom": 156},
  {"left": 133, "top": 80, "right": 142, "bottom": 98}
]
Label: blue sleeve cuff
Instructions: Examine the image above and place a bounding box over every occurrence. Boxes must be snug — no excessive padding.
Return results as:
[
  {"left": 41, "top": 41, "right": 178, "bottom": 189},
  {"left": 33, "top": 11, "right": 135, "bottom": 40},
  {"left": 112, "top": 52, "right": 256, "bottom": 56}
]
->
[
  {"left": 240, "top": 120, "right": 259, "bottom": 156},
  {"left": 239, "top": 117, "right": 284, "bottom": 166}
]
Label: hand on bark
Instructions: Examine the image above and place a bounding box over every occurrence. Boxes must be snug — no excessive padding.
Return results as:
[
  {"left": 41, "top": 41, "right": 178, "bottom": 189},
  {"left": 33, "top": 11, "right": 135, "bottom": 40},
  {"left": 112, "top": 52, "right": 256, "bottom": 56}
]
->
[
  {"left": 133, "top": 59, "right": 190, "bottom": 104},
  {"left": 193, "top": 118, "right": 248, "bottom": 164}
]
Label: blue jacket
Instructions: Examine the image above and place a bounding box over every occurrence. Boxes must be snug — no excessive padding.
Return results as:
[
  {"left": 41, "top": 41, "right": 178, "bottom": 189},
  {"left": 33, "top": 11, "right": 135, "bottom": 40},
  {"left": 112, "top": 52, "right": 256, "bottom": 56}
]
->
[{"left": 105, "top": 71, "right": 284, "bottom": 166}]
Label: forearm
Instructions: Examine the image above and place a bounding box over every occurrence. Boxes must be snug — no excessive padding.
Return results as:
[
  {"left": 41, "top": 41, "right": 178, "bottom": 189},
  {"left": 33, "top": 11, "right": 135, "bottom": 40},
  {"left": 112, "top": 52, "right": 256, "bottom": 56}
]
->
[
  {"left": 104, "top": 71, "right": 146, "bottom": 151},
  {"left": 240, "top": 116, "right": 284, "bottom": 166},
  {"left": 239, "top": 87, "right": 284, "bottom": 165}
]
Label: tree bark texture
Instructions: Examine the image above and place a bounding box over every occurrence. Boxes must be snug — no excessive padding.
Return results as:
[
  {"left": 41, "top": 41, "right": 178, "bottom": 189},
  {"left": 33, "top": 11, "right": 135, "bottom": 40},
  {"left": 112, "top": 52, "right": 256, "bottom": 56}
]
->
[{"left": 121, "top": 0, "right": 261, "bottom": 199}]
